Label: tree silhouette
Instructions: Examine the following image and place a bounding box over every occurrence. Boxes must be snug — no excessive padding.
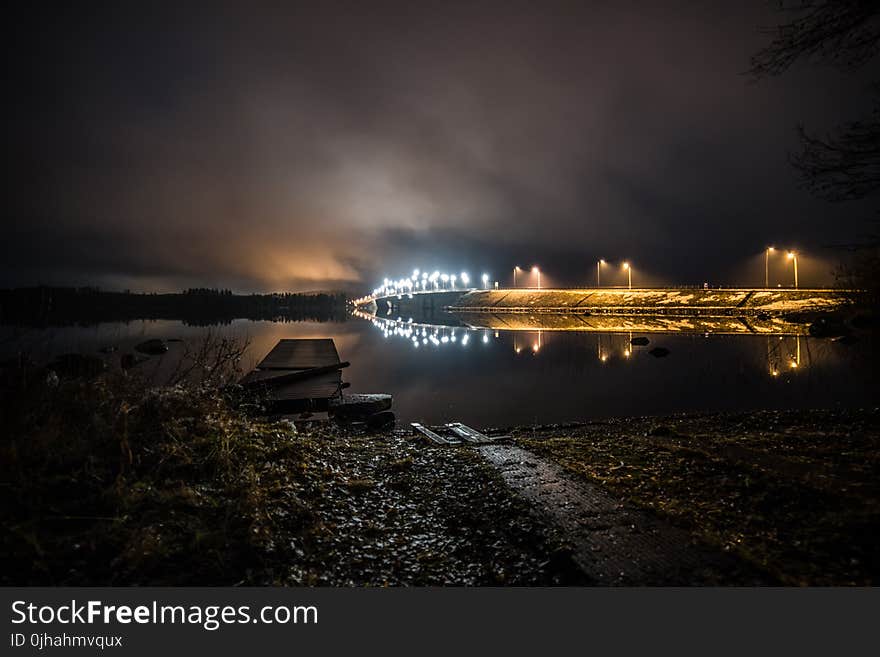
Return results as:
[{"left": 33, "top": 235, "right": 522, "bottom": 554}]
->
[{"left": 750, "top": 1, "right": 880, "bottom": 202}]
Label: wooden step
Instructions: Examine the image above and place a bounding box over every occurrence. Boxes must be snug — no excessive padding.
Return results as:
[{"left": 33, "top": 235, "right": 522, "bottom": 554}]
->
[
  {"left": 446, "top": 422, "right": 491, "bottom": 444},
  {"left": 411, "top": 422, "right": 459, "bottom": 445}
]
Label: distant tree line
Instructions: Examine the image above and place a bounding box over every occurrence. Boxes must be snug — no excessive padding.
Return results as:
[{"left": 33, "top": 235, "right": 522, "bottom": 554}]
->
[{"left": 0, "top": 287, "right": 349, "bottom": 327}]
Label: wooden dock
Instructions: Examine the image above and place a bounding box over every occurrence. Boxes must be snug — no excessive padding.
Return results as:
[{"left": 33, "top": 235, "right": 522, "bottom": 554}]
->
[
  {"left": 241, "top": 339, "right": 348, "bottom": 412},
  {"left": 242, "top": 338, "right": 392, "bottom": 422}
]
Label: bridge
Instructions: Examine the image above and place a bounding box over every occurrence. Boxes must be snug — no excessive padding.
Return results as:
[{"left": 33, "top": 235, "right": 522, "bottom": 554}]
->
[{"left": 356, "top": 287, "right": 851, "bottom": 319}]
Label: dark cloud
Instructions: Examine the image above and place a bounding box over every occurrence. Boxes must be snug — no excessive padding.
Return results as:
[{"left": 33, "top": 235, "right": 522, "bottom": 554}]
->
[{"left": 6, "top": 1, "right": 877, "bottom": 292}]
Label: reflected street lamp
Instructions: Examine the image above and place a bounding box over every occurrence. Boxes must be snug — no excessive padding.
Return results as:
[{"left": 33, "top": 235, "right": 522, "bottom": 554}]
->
[
  {"left": 787, "top": 251, "right": 798, "bottom": 288},
  {"left": 623, "top": 262, "right": 632, "bottom": 290}
]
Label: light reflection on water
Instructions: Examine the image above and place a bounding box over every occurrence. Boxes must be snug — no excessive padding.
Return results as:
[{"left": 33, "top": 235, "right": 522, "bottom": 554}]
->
[{"left": 1, "top": 314, "right": 876, "bottom": 426}]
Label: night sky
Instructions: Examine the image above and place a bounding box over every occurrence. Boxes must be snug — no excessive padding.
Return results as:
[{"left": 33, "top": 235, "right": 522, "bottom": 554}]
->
[{"left": 7, "top": 1, "right": 878, "bottom": 292}]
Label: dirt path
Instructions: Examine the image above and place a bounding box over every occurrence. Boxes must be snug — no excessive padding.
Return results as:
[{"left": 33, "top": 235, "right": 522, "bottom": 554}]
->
[{"left": 478, "top": 444, "right": 770, "bottom": 585}]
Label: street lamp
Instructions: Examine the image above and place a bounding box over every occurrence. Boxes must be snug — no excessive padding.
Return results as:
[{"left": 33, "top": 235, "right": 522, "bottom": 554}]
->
[
  {"left": 765, "top": 247, "right": 775, "bottom": 288},
  {"left": 787, "top": 251, "right": 798, "bottom": 288},
  {"left": 623, "top": 262, "right": 632, "bottom": 290},
  {"left": 513, "top": 266, "right": 522, "bottom": 287},
  {"left": 481, "top": 273, "right": 489, "bottom": 289},
  {"left": 460, "top": 272, "right": 469, "bottom": 287},
  {"left": 597, "top": 259, "right": 606, "bottom": 287},
  {"left": 532, "top": 266, "right": 541, "bottom": 289}
]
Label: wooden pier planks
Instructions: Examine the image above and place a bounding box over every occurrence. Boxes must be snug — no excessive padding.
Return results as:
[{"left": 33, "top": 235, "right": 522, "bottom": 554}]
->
[
  {"left": 412, "top": 422, "right": 507, "bottom": 446},
  {"left": 242, "top": 338, "right": 345, "bottom": 409},
  {"left": 411, "top": 423, "right": 459, "bottom": 445},
  {"left": 446, "top": 422, "right": 492, "bottom": 443},
  {"left": 256, "top": 338, "right": 341, "bottom": 370}
]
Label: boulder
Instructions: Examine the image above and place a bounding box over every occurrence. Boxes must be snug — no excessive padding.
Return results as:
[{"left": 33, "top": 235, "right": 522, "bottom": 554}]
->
[
  {"left": 850, "top": 314, "right": 877, "bottom": 330},
  {"left": 808, "top": 317, "right": 849, "bottom": 339},
  {"left": 366, "top": 411, "right": 395, "bottom": 431},
  {"left": 649, "top": 347, "right": 670, "bottom": 358},
  {"left": 630, "top": 337, "right": 650, "bottom": 346}
]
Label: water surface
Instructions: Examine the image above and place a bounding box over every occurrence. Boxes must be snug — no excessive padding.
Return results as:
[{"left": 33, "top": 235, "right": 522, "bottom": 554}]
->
[{"left": 2, "top": 316, "right": 876, "bottom": 426}]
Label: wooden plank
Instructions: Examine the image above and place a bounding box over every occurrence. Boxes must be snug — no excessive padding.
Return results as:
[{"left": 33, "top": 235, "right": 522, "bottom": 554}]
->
[
  {"left": 241, "top": 361, "right": 350, "bottom": 389},
  {"left": 411, "top": 422, "right": 457, "bottom": 445},
  {"left": 446, "top": 422, "right": 491, "bottom": 443},
  {"left": 256, "top": 338, "right": 340, "bottom": 370}
]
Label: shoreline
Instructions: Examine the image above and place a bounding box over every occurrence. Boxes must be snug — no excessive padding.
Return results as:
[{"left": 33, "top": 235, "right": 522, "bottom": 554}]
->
[{"left": 2, "top": 359, "right": 876, "bottom": 585}]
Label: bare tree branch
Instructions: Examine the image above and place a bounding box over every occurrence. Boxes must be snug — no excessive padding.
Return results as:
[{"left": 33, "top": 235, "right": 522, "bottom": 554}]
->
[
  {"left": 750, "top": 0, "right": 880, "bottom": 78},
  {"left": 790, "top": 101, "right": 880, "bottom": 199}
]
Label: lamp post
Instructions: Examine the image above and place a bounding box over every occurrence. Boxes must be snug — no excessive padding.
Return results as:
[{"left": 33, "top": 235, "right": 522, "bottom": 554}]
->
[
  {"left": 481, "top": 273, "right": 489, "bottom": 289},
  {"left": 597, "top": 259, "right": 606, "bottom": 287},
  {"left": 623, "top": 262, "right": 632, "bottom": 290},
  {"left": 513, "top": 266, "right": 522, "bottom": 288},
  {"left": 532, "top": 266, "right": 541, "bottom": 289},
  {"left": 787, "top": 251, "right": 798, "bottom": 288},
  {"left": 765, "top": 247, "right": 775, "bottom": 288}
]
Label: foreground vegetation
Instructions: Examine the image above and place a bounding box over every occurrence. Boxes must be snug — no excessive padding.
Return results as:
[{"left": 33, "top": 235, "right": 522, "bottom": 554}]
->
[
  {"left": 0, "top": 365, "right": 578, "bottom": 585},
  {"left": 517, "top": 409, "right": 880, "bottom": 585}
]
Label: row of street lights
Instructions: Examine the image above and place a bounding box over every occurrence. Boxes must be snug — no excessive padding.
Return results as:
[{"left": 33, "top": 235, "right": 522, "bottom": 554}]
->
[
  {"left": 765, "top": 247, "right": 798, "bottom": 288},
  {"left": 362, "top": 247, "right": 799, "bottom": 302},
  {"left": 513, "top": 262, "right": 636, "bottom": 289},
  {"left": 512, "top": 266, "right": 542, "bottom": 288},
  {"left": 596, "top": 259, "right": 632, "bottom": 289}
]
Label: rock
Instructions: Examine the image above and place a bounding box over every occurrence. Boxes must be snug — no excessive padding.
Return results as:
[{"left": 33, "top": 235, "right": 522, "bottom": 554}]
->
[
  {"left": 808, "top": 317, "right": 849, "bottom": 338},
  {"left": 330, "top": 393, "right": 393, "bottom": 419},
  {"left": 850, "top": 314, "right": 877, "bottom": 330},
  {"left": 630, "top": 337, "right": 649, "bottom": 346},
  {"left": 135, "top": 339, "right": 168, "bottom": 355},
  {"left": 366, "top": 411, "right": 395, "bottom": 431},
  {"left": 649, "top": 347, "right": 670, "bottom": 358},
  {"left": 50, "top": 353, "right": 107, "bottom": 379}
]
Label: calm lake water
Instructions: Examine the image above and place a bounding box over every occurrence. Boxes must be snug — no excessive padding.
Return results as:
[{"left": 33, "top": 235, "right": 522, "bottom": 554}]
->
[{"left": 2, "top": 316, "right": 877, "bottom": 427}]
